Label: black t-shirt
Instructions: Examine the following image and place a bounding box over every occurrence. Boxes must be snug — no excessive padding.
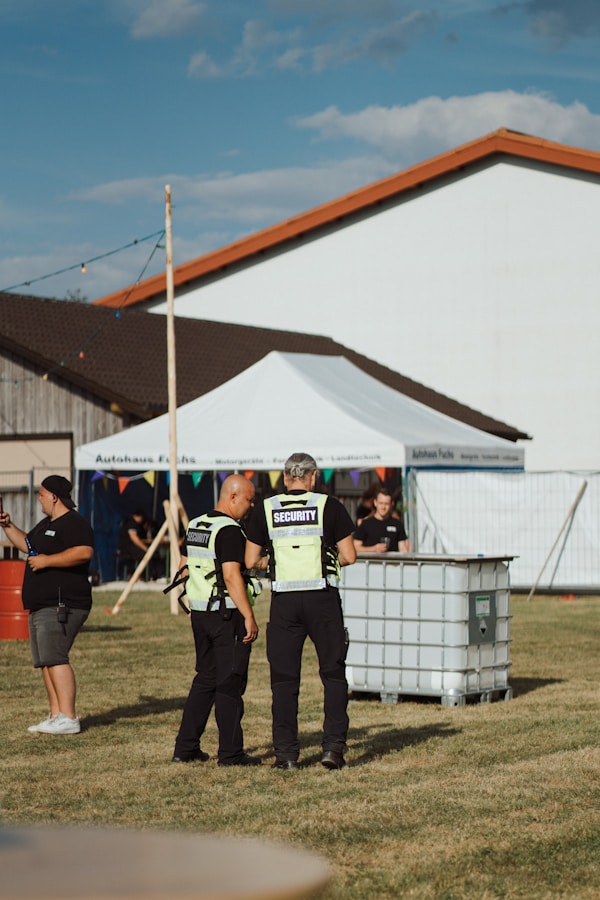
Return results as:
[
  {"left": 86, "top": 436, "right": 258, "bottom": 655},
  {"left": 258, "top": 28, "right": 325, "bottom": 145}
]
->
[
  {"left": 353, "top": 515, "right": 407, "bottom": 550},
  {"left": 118, "top": 516, "right": 146, "bottom": 555},
  {"left": 245, "top": 491, "right": 355, "bottom": 549},
  {"left": 23, "top": 510, "right": 95, "bottom": 611}
]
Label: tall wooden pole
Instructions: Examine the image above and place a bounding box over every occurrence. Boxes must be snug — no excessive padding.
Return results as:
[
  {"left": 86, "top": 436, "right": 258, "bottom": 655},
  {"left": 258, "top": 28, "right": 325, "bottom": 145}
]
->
[{"left": 165, "top": 185, "right": 180, "bottom": 614}]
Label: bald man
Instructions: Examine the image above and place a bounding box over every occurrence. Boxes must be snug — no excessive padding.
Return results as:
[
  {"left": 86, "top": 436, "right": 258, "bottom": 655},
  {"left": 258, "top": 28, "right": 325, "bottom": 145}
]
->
[{"left": 172, "top": 475, "right": 261, "bottom": 767}]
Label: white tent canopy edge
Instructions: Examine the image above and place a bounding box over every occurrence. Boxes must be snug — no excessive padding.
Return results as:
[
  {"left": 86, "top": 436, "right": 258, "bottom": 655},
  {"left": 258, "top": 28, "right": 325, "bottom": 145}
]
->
[{"left": 75, "top": 352, "right": 525, "bottom": 473}]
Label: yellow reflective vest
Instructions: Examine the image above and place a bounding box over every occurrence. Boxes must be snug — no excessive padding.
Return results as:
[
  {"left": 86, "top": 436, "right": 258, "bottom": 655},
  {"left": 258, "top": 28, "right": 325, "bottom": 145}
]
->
[
  {"left": 264, "top": 492, "right": 340, "bottom": 592},
  {"left": 185, "top": 514, "right": 241, "bottom": 612}
]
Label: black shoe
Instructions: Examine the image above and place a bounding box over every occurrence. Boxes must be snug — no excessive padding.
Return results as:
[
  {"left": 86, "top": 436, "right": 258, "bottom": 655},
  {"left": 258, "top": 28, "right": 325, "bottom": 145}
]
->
[
  {"left": 218, "top": 754, "right": 262, "bottom": 767},
  {"left": 172, "top": 749, "right": 209, "bottom": 763},
  {"left": 321, "top": 750, "right": 345, "bottom": 770},
  {"left": 272, "top": 759, "right": 299, "bottom": 770}
]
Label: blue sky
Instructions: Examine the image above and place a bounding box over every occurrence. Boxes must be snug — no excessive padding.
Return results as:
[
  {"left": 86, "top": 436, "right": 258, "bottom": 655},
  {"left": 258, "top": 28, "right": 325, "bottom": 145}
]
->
[{"left": 1, "top": 0, "right": 600, "bottom": 302}]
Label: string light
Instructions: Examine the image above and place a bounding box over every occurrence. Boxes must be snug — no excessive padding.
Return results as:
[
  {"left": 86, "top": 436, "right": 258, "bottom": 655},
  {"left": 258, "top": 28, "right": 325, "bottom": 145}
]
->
[
  {"left": 1, "top": 230, "right": 166, "bottom": 385},
  {"left": 0, "top": 230, "right": 165, "bottom": 293}
]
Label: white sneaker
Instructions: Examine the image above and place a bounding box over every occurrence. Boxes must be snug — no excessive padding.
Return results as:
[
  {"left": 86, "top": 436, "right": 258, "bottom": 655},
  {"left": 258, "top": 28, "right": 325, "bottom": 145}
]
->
[
  {"left": 36, "top": 712, "right": 81, "bottom": 735},
  {"left": 27, "top": 715, "right": 56, "bottom": 733}
]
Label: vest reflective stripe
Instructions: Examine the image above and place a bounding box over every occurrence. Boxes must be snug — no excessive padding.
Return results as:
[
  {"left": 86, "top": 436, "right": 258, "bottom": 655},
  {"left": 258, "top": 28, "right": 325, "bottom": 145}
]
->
[
  {"left": 267, "top": 525, "right": 323, "bottom": 538},
  {"left": 186, "top": 514, "right": 239, "bottom": 611},
  {"left": 272, "top": 577, "right": 339, "bottom": 592},
  {"left": 265, "top": 492, "right": 340, "bottom": 593}
]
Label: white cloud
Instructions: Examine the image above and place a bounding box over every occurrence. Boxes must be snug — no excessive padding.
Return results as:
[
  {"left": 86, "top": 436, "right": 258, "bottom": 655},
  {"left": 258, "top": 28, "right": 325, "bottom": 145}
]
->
[
  {"left": 188, "top": 18, "right": 303, "bottom": 78},
  {"left": 129, "top": 0, "right": 206, "bottom": 39},
  {"left": 185, "top": 6, "right": 440, "bottom": 79},
  {"left": 293, "top": 91, "right": 600, "bottom": 163},
  {"left": 188, "top": 50, "right": 223, "bottom": 78},
  {"left": 311, "top": 10, "right": 439, "bottom": 70},
  {"left": 70, "top": 157, "right": 394, "bottom": 225},
  {"left": 522, "top": 0, "right": 600, "bottom": 45}
]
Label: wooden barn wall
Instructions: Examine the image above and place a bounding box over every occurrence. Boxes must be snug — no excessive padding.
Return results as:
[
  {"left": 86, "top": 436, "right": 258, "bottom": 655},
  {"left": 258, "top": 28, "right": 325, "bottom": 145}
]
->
[{"left": 0, "top": 349, "right": 141, "bottom": 531}]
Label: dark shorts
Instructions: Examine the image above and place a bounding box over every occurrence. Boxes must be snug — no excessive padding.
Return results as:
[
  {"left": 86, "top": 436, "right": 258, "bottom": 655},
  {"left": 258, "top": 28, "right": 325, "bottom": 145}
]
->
[{"left": 29, "top": 606, "right": 90, "bottom": 668}]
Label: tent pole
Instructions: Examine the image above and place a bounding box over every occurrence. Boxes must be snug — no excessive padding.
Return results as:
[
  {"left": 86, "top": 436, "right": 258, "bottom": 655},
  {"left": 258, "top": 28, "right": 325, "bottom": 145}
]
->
[
  {"left": 107, "top": 519, "right": 170, "bottom": 616},
  {"left": 165, "top": 185, "right": 179, "bottom": 614}
]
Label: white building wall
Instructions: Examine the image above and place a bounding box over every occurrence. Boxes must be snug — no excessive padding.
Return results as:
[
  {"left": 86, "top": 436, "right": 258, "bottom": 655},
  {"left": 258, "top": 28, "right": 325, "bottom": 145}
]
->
[{"left": 150, "top": 161, "right": 600, "bottom": 470}]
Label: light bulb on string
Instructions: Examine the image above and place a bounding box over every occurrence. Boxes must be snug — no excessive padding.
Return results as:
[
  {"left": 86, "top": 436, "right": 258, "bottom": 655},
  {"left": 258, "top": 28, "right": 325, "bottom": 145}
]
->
[{"left": 80, "top": 263, "right": 87, "bottom": 274}]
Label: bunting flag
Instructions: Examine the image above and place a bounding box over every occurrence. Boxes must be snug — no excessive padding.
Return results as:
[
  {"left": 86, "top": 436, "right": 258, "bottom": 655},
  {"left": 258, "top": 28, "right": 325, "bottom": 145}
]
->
[
  {"left": 165, "top": 471, "right": 170, "bottom": 486},
  {"left": 91, "top": 470, "right": 105, "bottom": 483},
  {"left": 143, "top": 470, "right": 155, "bottom": 488},
  {"left": 218, "top": 471, "right": 228, "bottom": 483},
  {"left": 375, "top": 467, "right": 387, "bottom": 483},
  {"left": 244, "top": 470, "right": 255, "bottom": 480},
  {"left": 322, "top": 468, "right": 334, "bottom": 484},
  {"left": 268, "top": 470, "right": 281, "bottom": 489},
  {"left": 191, "top": 472, "right": 204, "bottom": 488},
  {"left": 349, "top": 469, "right": 361, "bottom": 486},
  {"left": 117, "top": 476, "right": 130, "bottom": 495}
]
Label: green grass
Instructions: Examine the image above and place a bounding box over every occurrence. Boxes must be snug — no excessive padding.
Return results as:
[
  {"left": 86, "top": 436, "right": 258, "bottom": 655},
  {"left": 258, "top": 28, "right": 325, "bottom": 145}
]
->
[{"left": 1, "top": 591, "right": 599, "bottom": 898}]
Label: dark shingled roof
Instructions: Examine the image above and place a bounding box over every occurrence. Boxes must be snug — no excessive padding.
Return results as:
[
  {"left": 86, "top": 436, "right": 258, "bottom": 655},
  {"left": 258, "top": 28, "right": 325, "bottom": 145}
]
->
[{"left": 0, "top": 293, "right": 529, "bottom": 441}]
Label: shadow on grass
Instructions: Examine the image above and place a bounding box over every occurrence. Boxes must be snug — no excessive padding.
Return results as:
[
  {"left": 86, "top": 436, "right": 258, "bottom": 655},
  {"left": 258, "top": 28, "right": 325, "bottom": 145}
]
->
[
  {"left": 509, "top": 676, "right": 563, "bottom": 698},
  {"left": 296, "top": 721, "right": 460, "bottom": 768},
  {"left": 82, "top": 625, "right": 132, "bottom": 633},
  {"left": 349, "top": 721, "right": 460, "bottom": 766},
  {"left": 81, "top": 695, "right": 187, "bottom": 729}
]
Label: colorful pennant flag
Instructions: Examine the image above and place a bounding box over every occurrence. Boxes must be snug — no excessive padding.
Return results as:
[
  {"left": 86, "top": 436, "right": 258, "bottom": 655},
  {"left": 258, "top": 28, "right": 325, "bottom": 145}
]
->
[
  {"left": 375, "top": 467, "right": 387, "bottom": 483},
  {"left": 192, "top": 472, "right": 204, "bottom": 488},
  {"left": 268, "top": 470, "right": 280, "bottom": 489},
  {"left": 117, "top": 476, "right": 130, "bottom": 495},
  {"left": 143, "top": 471, "right": 155, "bottom": 488},
  {"left": 322, "top": 468, "right": 334, "bottom": 484},
  {"left": 349, "top": 469, "right": 361, "bottom": 486}
]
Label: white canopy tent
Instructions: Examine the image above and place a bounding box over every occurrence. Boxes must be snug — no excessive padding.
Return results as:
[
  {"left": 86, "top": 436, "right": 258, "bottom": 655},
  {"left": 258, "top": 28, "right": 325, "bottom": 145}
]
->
[{"left": 75, "top": 352, "right": 524, "bottom": 473}]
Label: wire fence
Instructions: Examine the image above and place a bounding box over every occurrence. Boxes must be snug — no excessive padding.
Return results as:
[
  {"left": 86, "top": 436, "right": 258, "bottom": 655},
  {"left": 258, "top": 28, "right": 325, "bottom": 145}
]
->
[{"left": 410, "top": 470, "right": 600, "bottom": 591}]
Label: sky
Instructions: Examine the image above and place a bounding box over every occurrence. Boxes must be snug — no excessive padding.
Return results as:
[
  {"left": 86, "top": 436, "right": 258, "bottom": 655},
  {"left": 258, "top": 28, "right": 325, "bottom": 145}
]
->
[{"left": 1, "top": 0, "right": 600, "bottom": 303}]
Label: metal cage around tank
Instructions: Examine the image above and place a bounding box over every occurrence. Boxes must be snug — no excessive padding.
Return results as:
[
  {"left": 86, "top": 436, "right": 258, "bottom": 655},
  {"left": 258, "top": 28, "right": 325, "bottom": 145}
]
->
[{"left": 341, "top": 554, "right": 513, "bottom": 707}]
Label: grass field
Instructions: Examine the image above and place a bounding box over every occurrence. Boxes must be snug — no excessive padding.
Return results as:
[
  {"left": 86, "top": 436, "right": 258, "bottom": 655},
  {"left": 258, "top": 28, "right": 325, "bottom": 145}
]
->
[{"left": 1, "top": 589, "right": 599, "bottom": 898}]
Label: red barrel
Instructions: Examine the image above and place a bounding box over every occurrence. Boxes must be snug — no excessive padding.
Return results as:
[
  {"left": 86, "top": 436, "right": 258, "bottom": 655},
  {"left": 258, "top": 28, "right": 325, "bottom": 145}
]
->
[{"left": 0, "top": 559, "right": 29, "bottom": 640}]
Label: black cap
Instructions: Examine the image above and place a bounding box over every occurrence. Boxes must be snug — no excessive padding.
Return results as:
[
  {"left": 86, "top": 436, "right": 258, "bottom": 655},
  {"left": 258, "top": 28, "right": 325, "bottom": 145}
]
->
[{"left": 41, "top": 475, "right": 76, "bottom": 509}]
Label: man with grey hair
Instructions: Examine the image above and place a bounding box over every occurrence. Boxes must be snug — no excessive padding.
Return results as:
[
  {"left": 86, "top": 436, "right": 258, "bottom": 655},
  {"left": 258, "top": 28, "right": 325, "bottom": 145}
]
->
[{"left": 245, "top": 452, "right": 356, "bottom": 770}]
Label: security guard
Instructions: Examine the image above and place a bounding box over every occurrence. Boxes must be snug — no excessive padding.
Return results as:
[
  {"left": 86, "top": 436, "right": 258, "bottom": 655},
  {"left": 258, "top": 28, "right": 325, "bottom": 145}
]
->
[
  {"left": 245, "top": 452, "right": 356, "bottom": 770},
  {"left": 172, "top": 475, "right": 261, "bottom": 767}
]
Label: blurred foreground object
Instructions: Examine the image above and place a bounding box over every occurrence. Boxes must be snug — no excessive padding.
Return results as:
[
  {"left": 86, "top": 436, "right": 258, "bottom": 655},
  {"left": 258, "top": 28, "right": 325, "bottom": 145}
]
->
[{"left": 0, "top": 825, "right": 330, "bottom": 900}]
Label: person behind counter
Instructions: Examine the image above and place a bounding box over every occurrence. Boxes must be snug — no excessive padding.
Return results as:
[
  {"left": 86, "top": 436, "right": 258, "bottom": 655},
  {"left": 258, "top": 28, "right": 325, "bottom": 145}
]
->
[
  {"left": 353, "top": 488, "right": 410, "bottom": 553},
  {"left": 117, "top": 510, "right": 148, "bottom": 572},
  {"left": 0, "top": 475, "right": 94, "bottom": 735}
]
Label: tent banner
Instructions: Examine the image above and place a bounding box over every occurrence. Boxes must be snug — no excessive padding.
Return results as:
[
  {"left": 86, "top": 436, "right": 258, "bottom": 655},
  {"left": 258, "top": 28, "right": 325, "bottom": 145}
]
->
[{"left": 75, "top": 353, "right": 525, "bottom": 474}]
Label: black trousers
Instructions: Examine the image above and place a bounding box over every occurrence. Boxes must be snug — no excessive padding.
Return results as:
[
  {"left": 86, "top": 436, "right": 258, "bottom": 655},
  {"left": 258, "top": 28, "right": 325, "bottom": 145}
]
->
[
  {"left": 174, "top": 608, "right": 251, "bottom": 764},
  {"left": 267, "top": 587, "right": 349, "bottom": 761}
]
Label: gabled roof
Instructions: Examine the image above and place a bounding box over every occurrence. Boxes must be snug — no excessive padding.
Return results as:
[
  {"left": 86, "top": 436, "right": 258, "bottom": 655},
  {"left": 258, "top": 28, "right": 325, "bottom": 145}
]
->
[
  {"left": 94, "top": 128, "right": 600, "bottom": 310},
  {"left": 0, "top": 293, "right": 529, "bottom": 441}
]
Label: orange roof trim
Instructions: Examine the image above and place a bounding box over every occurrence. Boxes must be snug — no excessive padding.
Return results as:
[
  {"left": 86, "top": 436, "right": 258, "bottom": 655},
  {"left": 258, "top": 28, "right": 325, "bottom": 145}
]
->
[{"left": 95, "top": 128, "right": 600, "bottom": 309}]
